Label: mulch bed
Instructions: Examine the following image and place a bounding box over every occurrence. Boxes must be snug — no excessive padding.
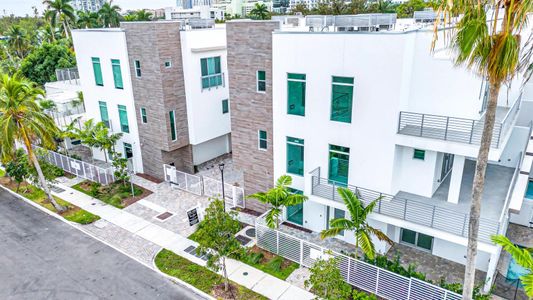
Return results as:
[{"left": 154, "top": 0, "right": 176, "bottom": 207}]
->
[
  {"left": 234, "top": 207, "right": 262, "bottom": 217},
  {"left": 282, "top": 221, "right": 313, "bottom": 233},
  {"left": 135, "top": 173, "right": 164, "bottom": 184},
  {"left": 63, "top": 172, "right": 77, "bottom": 179},
  {"left": 212, "top": 283, "right": 240, "bottom": 300},
  {"left": 122, "top": 185, "right": 152, "bottom": 206}
]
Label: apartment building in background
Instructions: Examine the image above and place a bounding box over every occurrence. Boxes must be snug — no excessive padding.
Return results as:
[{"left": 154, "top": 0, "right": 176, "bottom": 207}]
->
[
  {"left": 226, "top": 15, "right": 533, "bottom": 291},
  {"left": 72, "top": 20, "right": 231, "bottom": 179},
  {"left": 72, "top": 0, "right": 105, "bottom": 12}
]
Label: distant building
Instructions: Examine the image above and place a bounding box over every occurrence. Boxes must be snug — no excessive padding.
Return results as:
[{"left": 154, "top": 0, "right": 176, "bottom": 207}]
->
[
  {"left": 165, "top": 6, "right": 225, "bottom": 21},
  {"left": 72, "top": 0, "right": 105, "bottom": 12},
  {"left": 176, "top": 0, "right": 213, "bottom": 9}
]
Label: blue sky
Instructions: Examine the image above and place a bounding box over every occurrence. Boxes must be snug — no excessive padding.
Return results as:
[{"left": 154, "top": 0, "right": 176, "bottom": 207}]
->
[{"left": 3, "top": 0, "right": 177, "bottom": 16}]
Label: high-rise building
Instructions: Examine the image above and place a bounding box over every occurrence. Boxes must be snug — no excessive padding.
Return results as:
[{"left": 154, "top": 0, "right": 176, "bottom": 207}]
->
[{"left": 72, "top": 0, "right": 105, "bottom": 12}]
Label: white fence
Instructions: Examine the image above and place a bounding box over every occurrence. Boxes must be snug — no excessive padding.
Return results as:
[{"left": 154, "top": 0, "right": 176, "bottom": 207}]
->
[
  {"left": 255, "top": 218, "right": 462, "bottom": 300},
  {"left": 163, "top": 164, "right": 245, "bottom": 209},
  {"left": 36, "top": 146, "right": 115, "bottom": 185}
]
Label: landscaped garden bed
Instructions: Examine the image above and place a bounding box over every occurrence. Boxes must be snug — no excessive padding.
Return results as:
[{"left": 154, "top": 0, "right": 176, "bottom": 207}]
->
[
  {"left": 72, "top": 180, "right": 151, "bottom": 209},
  {"left": 155, "top": 249, "right": 267, "bottom": 300},
  {"left": 0, "top": 176, "right": 100, "bottom": 225},
  {"left": 237, "top": 245, "right": 299, "bottom": 280}
]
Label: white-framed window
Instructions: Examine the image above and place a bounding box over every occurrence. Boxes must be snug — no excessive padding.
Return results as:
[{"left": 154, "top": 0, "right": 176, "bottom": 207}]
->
[
  {"left": 140, "top": 107, "right": 147, "bottom": 124},
  {"left": 134, "top": 60, "right": 141, "bottom": 77},
  {"left": 257, "top": 70, "right": 266, "bottom": 92},
  {"left": 258, "top": 130, "right": 267, "bottom": 150},
  {"left": 164, "top": 60, "right": 172, "bottom": 68}
]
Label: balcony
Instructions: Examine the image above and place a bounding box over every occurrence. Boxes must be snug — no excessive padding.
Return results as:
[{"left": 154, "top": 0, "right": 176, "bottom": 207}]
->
[
  {"left": 309, "top": 159, "right": 518, "bottom": 242},
  {"left": 397, "top": 96, "right": 521, "bottom": 148}
]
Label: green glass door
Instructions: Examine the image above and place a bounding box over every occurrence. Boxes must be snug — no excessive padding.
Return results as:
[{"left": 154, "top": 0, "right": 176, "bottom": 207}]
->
[
  {"left": 328, "top": 145, "right": 350, "bottom": 186},
  {"left": 286, "top": 188, "right": 304, "bottom": 226}
]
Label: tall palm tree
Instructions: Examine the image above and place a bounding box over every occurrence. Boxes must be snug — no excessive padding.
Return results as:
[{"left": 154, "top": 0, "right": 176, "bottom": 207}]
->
[
  {"left": 76, "top": 10, "right": 99, "bottom": 28},
  {"left": 320, "top": 187, "right": 393, "bottom": 259},
  {"left": 98, "top": 1, "right": 122, "bottom": 28},
  {"left": 43, "top": 0, "right": 76, "bottom": 39},
  {"left": 248, "top": 175, "right": 308, "bottom": 228},
  {"left": 492, "top": 235, "right": 532, "bottom": 297},
  {"left": 249, "top": 3, "right": 270, "bottom": 20},
  {"left": 6, "top": 25, "right": 30, "bottom": 59},
  {"left": 433, "top": 1, "right": 533, "bottom": 298},
  {"left": 135, "top": 9, "right": 153, "bottom": 21},
  {"left": 0, "top": 73, "right": 66, "bottom": 212}
]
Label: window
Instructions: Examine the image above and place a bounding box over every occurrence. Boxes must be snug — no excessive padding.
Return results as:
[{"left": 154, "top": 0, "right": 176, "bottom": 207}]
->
[
  {"left": 257, "top": 70, "right": 266, "bottom": 92},
  {"left": 400, "top": 228, "right": 433, "bottom": 251},
  {"left": 134, "top": 60, "right": 141, "bottom": 77},
  {"left": 222, "top": 99, "right": 229, "bottom": 114},
  {"left": 201, "top": 56, "right": 222, "bottom": 89},
  {"left": 118, "top": 105, "right": 129, "bottom": 133},
  {"left": 286, "top": 136, "right": 304, "bottom": 176},
  {"left": 123, "top": 143, "right": 133, "bottom": 159},
  {"left": 331, "top": 76, "right": 354, "bottom": 123},
  {"left": 333, "top": 208, "right": 346, "bottom": 236},
  {"left": 287, "top": 73, "right": 306, "bottom": 116},
  {"left": 98, "top": 101, "right": 109, "bottom": 128},
  {"left": 286, "top": 188, "right": 303, "bottom": 226},
  {"left": 329, "top": 145, "right": 350, "bottom": 186},
  {"left": 413, "top": 149, "right": 426, "bottom": 160},
  {"left": 169, "top": 110, "right": 177, "bottom": 141},
  {"left": 164, "top": 61, "right": 172, "bottom": 68},
  {"left": 92, "top": 57, "right": 103, "bottom": 86},
  {"left": 111, "top": 59, "right": 123, "bottom": 89},
  {"left": 258, "top": 130, "right": 267, "bottom": 150},
  {"left": 140, "top": 107, "right": 147, "bottom": 124}
]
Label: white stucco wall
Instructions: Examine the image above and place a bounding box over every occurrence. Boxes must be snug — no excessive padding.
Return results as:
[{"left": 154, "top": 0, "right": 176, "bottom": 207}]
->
[
  {"left": 192, "top": 133, "right": 231, "bottom": 165},
  {"left": 72, "top": 29, "right": 143, "bottom": 173}
]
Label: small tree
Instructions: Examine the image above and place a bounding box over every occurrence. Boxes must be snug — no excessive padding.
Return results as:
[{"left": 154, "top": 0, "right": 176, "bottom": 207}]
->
[
  {"left": 304, "top": 252, "right": 352, "bottom": 300},
  {"left": 112, "top": 152, "right": 130, "bottom": 186},
  {"left": 247, "top": 175, "right": 308, "bottom": 228},
  {"left": 5, "top": 149, "right": 30, "bottom": 192},
  {"left": 73, "top": 119, "right": 122, "bottom": 163},
  {"left": 194, "top": 198, "right": 242, "bottom": 292}
]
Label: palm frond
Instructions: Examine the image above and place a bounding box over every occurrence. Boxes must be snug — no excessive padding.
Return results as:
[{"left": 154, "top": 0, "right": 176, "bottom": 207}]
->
[
  {"left": 320, "top": 227, "right": 345, "bottom": 239},
  {"left": 520, "top": 273, "right": 533, "bottom": 298},
  {"left": 367, "top": 226, "right": 393, "bottom": 245},
  {"left": 492, "top": 235, "right": 533, "bottom": 269},
  {"left": 357, "top": 231, "right": 376, "bottom": 259}
]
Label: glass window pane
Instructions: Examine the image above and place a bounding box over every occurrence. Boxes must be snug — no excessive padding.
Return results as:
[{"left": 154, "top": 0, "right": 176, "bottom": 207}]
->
[
  {"left": 259, "top": 130, "right": 267, "bottom": 139},
  {"left": 287, "top": 137, "right": 304, "bottom": 176},
  {"left": 413, "top": 149, "right": 425, "bottom": 160},
  {"left": 331, "top": 83, "right": 353, "bottom": 123},
  {"left": 141, "top": 107, "right": 147, "bottom": 123},
  {"left": 258, "top": 81, "right": 266, "bottom": 92},
  {"left": 258, "top": 70, "right": 266, "bottom": 81},
  {"left": 222, "top": 99, "right": 229, "bottom": 114},
  {"left": 401, "top": 229, "right": 416, "bottom": 245},
  {"left": 99, "top": 101, "right": 109, "bottom": 128},
  {"left": 214, "top": 56, "right": 221, "bottom": 74},
  {"left": 118, "top": 105, "right": 129, "bottom": 133},
  {"left": 124, "top": 143, "right": 133, "bottom": 158},
  {"left": 288, "top": 73, "right": 305, "bottom": 80},
  {"left": 417, "top": 233, "right": 433, "bottom": 250},
  {"left": 333, "top": 208, "right": 346, "bottom": 235},
  {"left": 329, "top": 145, "right": 350, "bottom": 185},
  {"left": 201, "top": 58, "right": 208, "bottom": 76},
  {"left": 259, "top": 139, "right": 267, "bottom": 149},
  {"left": 111, "top": 59, "right": 123, "bottom": 89},
  {"left": 287, "top": 203, "right": 303, "bottom": 225},
  {"left": 92, "top": 57, "right": 103, "bottom": 86},
  {"left": 287, "top": 80, "right": 305, "bottom": 116},
  {"left": 333, "top": 76, "right": 354, "bottom": 84},
  {"left": 169, "top": 111, "right": 176, "bottom": 141}
]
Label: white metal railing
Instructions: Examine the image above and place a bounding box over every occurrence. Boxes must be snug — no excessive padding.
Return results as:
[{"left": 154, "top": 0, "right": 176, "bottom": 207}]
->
[
  {"left": 163, "top": 164, "right": 245, "bottom": 208},
  {"left": 35, "top": 146, "right": 115, "bottom": 185},
  {"left": 310, "top": 167, "right": 500, "bottom": 243},
  {"left": 255, "top": 214, "right": 462, "bottom": 300},
  {"left": 55, "top": 67, "right": 80, "bottom": 85}
]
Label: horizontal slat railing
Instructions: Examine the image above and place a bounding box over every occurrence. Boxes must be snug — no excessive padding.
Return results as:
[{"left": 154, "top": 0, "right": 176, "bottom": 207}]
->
[{"left": 310, "top": 171, "right": 500, "bottom": 242}]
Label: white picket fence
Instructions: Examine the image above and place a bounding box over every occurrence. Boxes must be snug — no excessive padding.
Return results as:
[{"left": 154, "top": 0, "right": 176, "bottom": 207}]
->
[{"left": 163, "top": 164, "right": 245, "bottom": 209}]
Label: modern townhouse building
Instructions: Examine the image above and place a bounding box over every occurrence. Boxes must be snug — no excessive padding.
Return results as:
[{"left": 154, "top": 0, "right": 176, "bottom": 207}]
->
[
  {"left": 72, "top": 20, "right": 231, "bottom": 179},
  {"left": 227, "top": 15, "right": 533, "bottom": 290}
]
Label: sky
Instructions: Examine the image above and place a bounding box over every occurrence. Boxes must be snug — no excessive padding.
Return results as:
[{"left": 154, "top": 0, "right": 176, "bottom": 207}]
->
[{"left": 2, "top": 0, "right": 177, "bottom": 16}]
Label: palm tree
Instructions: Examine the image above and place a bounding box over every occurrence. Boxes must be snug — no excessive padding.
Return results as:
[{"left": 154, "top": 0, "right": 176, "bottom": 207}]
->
[
  {"left": 6, "top": 25, "right": 30, "bottom": 59},
  {"left": 122, "top": 14, "right": 137, "bottom": 22},
  {"left": 98, "top": 1, "right": 122, "bottom": 28},
  {"left": 320, "top": 187, "right": 392, "bottom": 259},
  {"left": 247, "top": 175, "right": 308, "bottom": 228},
  {"left": 135, "top": 9, "right": 153, "bottom": 21},
  {"left": 0, "top": 73, "right": 66, "bottom": 212},
  {"left": 492, "top": 235, "right": 532, "bottom": 297},
  {"left": 76, "top": 11, "right": 99, "bottom": 28},
  {"left": 433, "top": 1, "right": 533, "bottom": 298},
  {"left": 249, "top": 3, "right": 270, "bottom": 20},
  {"left": 43, "top": 0, "right": 76, "bottom": 39}
]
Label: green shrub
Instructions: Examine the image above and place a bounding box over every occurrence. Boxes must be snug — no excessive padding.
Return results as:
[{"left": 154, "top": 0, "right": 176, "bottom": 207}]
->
[
  {"left": 266, "top": 256, "right": 283, "bottom": 272},
  {"left": 246, "top": 252, "right": 264, "bottom": 265},
  {"left": 353, "top": 289, "right": 377, "bottom": 300},
  {"left": 89, "top": 182, "right": 101, "bottom": 197},
  {"left": 50, "top": 165, "right": 64, "bottom": 178}
]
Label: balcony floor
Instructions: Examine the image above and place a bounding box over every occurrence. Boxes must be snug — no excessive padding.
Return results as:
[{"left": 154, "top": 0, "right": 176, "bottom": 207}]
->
[{"left": 397, "top": 159, "right": 514, "bottom": 221}]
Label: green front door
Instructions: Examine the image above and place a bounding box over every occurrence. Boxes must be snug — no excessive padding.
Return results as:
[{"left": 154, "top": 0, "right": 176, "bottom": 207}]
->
[
  {"left": 328, "top": 145, "right": 350, "bottom": 186},
  {"left": 286, "top": 188, "right": 304, "bottom": 226}
]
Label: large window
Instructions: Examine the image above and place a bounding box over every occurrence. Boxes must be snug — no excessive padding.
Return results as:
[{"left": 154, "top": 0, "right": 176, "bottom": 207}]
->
[
  {"left": 92, "top": 57, "right": 103, "bottom": 86},
  {"left": 118, "top": 105, "right": 129, "bottom": 133},
  {"left": 111, "top": 59, "right": 123, "bottom": 89},
  {"left": 328, "top": 145, "right": 350, "bottom": 186},
  {"left": 286, "top": 136, "right": 304, "bottom": 176},
  {"left": 140, "top": 107, "right": 147, "bottom": 124},
  {"left": 222, "top": 99, "right": 229, "bottom": 114},
  {"left": 257, "top": 70, "right": 266, "bottom": 92},
  {"left": 331, "top": 76, "right": 354, "bottom": 123},
  {"left": 98, "top": 101, "right": 109, "bottom": 128},
  {"left": 286, "top": 188, "right": 303, "bottom": 226},
  {"left": 134, "top": 60, "right": 141, "bottom": 78},
  {"left": 287, "top": 73, "right": 306, "bottom": 116},
  {"left": 169, "top": 110, "right": 177, "bottom": 141},
  {"left": 400, "top": 228, "right": 433, "bottom": 251},
  {"left": 258, "top": 130, "right": 267, "bottom": 150},
  {"left": 201, "top": 56, "right": 222, "bottom": 89}
]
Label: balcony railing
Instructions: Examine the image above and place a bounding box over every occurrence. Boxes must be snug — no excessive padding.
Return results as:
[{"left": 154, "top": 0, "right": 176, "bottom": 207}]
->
[
  {"left": 397, "top": 95, "right": 521, "bottom": 148},
  {"left": 310, "top": 167, "right": 501, "bottom": 242},
  {"left": 55, "top": 67, "right": 80, "bottom": 85}
]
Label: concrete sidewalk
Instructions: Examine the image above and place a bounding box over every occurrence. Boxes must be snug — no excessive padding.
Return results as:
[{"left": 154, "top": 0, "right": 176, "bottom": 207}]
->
[{"left": 51, "top": 183, "right": 314, "bottom": 300}]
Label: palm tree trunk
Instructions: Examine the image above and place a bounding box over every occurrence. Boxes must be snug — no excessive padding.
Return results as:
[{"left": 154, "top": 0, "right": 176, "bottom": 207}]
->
[{"left": 462, "top": 81, "right": 501, "bottom": 299}]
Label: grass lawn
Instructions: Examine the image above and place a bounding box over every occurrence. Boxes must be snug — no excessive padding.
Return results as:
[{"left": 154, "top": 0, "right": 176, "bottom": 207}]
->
[
  {"left": 155, "top": 249, "right": 267, "bottom": 300},
  {"left": 0, "top": 169, "right": 4, "bottom": 177},
  {"left": 237, "top": 245, "right": 299, "bottom": 280},
  {"left": 72, "top": 180, "right": 149, "bottom": 209},
  {"left": 0, "top": 177, "right": 99, "bottom": 225}
]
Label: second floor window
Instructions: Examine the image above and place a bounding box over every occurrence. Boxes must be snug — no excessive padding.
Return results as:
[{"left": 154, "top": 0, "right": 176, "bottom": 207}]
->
[
  {"left": 286, "top": 136, "right": 304, "bottom": 176},
  {"left": 140, "top": 107, "right": 147, "bottom": 123},
  {"left": 257, "top": 70, "right": 266, "bottom": 92},
  {"left": 201, "top": 56, "right": 222, "bottom": 89},
  {"left": 258, "top": 130, "right": 267, "bottom": 150},
  {"left": 118, "top": 105, "right": 129, "bottom": 133},
  {"left": 111, "top": 59, "right": 123, "bottom": 89},
  {"left": 99, "top": 101, "right": 109, "bottom": 128},
  {"left": 222, "top": 99, "right": 229, "bottom": 114},
  {"left": 134, "top": 60, "right": 141, "bottom": 78},
  {"left": 331, "top": 76, "right": 354, "bottom": 123},
  {"left": 92, "top": 57, "right": 103, "bottom": 86},
  {"left": 287, "top": 73, "right": 306, "bottom": 116}
]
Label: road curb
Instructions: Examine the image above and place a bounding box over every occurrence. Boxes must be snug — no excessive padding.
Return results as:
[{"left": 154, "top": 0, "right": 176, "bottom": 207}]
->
[{"left": 0, "top": 184, "right": 213, "bottom": 300}]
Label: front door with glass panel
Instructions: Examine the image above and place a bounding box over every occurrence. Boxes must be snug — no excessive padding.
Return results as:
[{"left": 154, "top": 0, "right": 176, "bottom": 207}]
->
[
  {"left": 328, "top": 145, "right": 350, "bottom": 186},
  {"left": 286, "top": 188, "right": 304, "bottom": 226}
]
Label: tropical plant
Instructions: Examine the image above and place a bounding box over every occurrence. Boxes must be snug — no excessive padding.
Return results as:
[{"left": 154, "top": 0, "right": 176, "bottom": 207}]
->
[
  {"left": 433, "top": 0, "right": 533, "bottom": 297},
  {"left": 396, "top": 0, "right": 426, "bottom": 18},
  {"left": 37, "top": 23, "right": 62, "bottom": 44},
  {"left": 320, "top": 187, "right": 393, "bottom": 259},
  {"left": 5, "top": 25, "right": 31, "bottom": 58},
  {"left": 38, "top": 98, "right": 56, "bottom": 111},
  {"left": 112, "top": 152, "right": 130, "bottom": 186},
  {"left": 492, "top": 235, "right": 532, "bottom": 297},
  {"left": 304, "top": 252, "right": 352, "bottom": 300},
  {"left": 122, "top": 15, "right": 137, "bottom": 22},
  {"left": 370, "top": 0, "right": 396, "bottom": 13},
  {"left": 76, "top": 10, "right": 99, "bottom": 28},
  {"left": 247, "top": 175, "right": 308, "bottom": 228},
  {"left": 194, "top": 198, "right": 242, "bottom": 292},
  {"left": 20, "top": 40, "right": 76, "bottom": 85},
  {"left": 135, "top": 9, "right": 153, "bottom": 21},
  {"left": 98, "top": 1, "right": 122, "bottom": 28},
  {"left": 71, "top": 119, "right": 122, "bottom": 163},
  {"left": 0, "top": 73, "right": 65, "bottom": 212},
  {"left": 43, "top": 0, "right": 76, "bottom": 39},
  {"left": 249, "top": 3, "right": 270, "bottom": 20},
  {"left": 5, "top": 149, "right": 30, "bottom": 192}
]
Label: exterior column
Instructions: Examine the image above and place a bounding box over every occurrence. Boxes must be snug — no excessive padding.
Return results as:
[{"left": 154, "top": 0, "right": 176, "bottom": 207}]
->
[
  {"left": 484, "top": 248, "right": 502, "bottom": 293},
  {"left": 447, "top": 155, "right": 465, "bottom": 204}
]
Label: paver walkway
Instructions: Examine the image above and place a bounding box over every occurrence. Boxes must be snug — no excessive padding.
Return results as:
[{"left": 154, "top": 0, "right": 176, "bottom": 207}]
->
[{"left": 50, "top": 181, "right": 314, "bottom": 300}]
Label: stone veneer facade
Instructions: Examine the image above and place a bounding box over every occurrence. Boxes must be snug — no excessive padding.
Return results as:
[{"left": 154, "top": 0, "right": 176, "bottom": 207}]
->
[
  {"left": 121, "top": 21, "right": 194, "bottom": 179},
  {"left": 226, "top": 21, "right": 280, "bottom": 212}
]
